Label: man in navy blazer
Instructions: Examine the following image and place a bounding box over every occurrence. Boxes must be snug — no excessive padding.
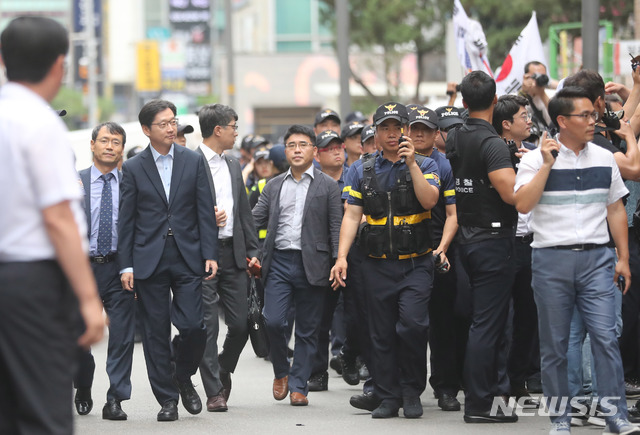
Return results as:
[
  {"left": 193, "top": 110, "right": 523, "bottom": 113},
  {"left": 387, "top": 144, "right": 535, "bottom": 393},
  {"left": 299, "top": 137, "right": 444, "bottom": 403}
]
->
[
  {"left": 118, "top": 100, "right": 218, "bottom": 421},
  {"left": 252, "top": 124, "right": 343, "bottom": 406}
]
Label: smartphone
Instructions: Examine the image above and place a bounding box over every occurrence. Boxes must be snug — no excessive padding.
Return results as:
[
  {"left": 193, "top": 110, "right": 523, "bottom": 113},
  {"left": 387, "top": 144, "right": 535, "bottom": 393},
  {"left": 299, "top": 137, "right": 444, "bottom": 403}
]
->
[{"left": 618, "top": 276, "right": 626, "bottom": 292}]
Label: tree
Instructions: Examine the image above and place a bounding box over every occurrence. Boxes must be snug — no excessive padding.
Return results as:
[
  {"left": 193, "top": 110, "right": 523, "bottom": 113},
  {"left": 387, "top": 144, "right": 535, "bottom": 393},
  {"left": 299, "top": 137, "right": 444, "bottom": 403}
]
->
[{"left": 320, "top": 0, "right": 451, "bottom": 103}]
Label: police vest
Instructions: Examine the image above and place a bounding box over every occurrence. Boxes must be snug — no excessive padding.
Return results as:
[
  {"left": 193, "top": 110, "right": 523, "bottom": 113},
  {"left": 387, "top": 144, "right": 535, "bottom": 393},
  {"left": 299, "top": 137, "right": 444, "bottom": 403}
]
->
[
  {"left": 446, "top": 126, "right": 517, "bottom": 230},
  {"left": 250, "top": 178, "right": 268, "bottom": 240},
  {"left": 359, "top": 154, "right": 433, "bottom": 260}
]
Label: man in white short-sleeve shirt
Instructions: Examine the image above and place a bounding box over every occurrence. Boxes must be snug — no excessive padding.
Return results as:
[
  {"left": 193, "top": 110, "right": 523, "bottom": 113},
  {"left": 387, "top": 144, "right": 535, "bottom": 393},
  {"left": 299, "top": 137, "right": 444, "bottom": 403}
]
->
[
  {"left": 514, "top": 86, "right": 637, "bottom": 435},
  {"left": 0, "top": 16, "right": 104, "bottom": 435}
]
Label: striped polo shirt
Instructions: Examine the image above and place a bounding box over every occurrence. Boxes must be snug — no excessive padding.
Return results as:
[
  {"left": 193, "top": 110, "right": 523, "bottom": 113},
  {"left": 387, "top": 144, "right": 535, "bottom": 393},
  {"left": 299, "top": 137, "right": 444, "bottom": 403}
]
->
[{"left": 514, "top": 140, "right": 628, "bottom": 249}]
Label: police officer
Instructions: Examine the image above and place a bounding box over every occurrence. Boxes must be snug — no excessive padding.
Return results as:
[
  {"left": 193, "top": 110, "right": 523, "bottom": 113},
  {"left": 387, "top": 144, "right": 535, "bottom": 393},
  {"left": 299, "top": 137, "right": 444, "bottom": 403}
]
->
[
  {"left": 406, "top": 105, "right": 465, "bottom": 412},
  {"left": 331, "top": 102, "right": 440, "bottom": 419},
  {"left": 445, "top": 71, "right": 519, "bottom": 423}
]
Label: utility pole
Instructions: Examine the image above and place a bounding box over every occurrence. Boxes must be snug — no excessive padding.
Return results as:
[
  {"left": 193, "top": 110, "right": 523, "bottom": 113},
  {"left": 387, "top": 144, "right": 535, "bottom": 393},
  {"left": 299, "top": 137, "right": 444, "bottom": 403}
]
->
[
  {"left": 636, "top": 0, "right": 640, "bottom": 40},
  {"left": 336, "top": 0, "right": 351, "bottom": 118},
  {"left": 84, "top": 0, "right": 99, "bottom": 127},
  {"left": 582, "top": 0, "right": 599, "bottom": 71},
  {"left": 225, "top": 0, "right": 235, "bottom": 108}
]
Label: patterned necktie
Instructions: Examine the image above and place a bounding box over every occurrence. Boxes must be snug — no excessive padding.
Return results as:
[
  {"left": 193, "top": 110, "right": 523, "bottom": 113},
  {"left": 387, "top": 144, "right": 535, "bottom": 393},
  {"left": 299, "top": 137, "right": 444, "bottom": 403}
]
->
[{"left": 97, "top": 173, "right": 113, "bottom": 256}]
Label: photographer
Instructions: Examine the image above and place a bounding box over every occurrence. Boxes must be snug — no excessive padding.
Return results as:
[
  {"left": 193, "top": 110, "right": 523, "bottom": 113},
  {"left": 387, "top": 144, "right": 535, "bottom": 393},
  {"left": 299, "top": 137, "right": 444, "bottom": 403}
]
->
[
  {"left": 564, "top": 70, "right": 640, "bottom": 181},
  {"left": 519, "top": 61, "right": 552, "bottom": 143}
]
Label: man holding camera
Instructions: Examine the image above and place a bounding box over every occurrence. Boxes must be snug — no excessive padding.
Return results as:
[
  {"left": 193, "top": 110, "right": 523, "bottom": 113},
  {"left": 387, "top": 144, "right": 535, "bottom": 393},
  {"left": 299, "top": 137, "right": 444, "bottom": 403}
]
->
[{"left": 520, "top": 61, "right": 552, "bottom": 143}]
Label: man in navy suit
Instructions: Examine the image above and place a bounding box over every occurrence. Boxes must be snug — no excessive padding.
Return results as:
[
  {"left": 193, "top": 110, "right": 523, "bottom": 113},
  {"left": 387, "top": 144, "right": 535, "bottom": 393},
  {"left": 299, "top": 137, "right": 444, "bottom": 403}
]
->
[
  {"left": 118, "top": 99, "right": 218, "bottom": 421},
  {"left": 76, "top": 122, "right": 134, "bottom": 420},
  {"left": 252, "top": 124, "right": 343, "bottom": 406}
]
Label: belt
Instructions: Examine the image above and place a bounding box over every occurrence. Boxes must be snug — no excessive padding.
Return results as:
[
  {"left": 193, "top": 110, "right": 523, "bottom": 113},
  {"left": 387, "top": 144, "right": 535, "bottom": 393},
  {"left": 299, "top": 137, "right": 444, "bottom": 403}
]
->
[
  {"left": 219, "top": 237, "right": 233, "bottom": 247},
  {"left": 550, "top": 243, "right": 608, "bottom": 251},
  {"left": 90, "top": 252, "right": 117, "bottom": 264},
  {"left": 516, "top": 234, "right": 533, "bottom": 244},
  {"left": 167, "top": 228, "right": 174, "bottom": 236}
]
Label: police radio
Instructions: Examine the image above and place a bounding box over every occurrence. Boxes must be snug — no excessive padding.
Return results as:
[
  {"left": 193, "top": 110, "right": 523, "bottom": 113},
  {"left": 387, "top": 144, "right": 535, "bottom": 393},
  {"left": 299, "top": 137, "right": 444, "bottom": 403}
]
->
[{"left": 399, "top": 127, "right": 407, "bottom": 163}]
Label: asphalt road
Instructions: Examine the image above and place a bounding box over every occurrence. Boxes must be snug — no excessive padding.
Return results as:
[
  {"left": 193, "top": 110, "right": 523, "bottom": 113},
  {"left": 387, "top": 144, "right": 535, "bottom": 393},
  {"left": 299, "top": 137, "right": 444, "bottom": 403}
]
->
[{"left": 74, "top": 320, "right": 626, "bottom": 435}]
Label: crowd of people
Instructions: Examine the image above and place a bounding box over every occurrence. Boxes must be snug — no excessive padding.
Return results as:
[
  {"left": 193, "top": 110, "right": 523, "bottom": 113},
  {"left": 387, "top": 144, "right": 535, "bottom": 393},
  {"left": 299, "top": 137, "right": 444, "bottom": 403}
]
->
[{"left": 5, "top": 15, "right": 640, "bottom": 435}]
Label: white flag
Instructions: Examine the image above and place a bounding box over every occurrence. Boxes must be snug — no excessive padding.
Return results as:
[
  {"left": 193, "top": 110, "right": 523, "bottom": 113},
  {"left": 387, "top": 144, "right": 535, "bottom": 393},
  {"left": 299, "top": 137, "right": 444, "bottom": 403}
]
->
[
  {"left": 453, "top": 0, "right": 493, "bottom": 77},
  {"left": 495, "top": 12, "right": 546, "bottom": 96}
]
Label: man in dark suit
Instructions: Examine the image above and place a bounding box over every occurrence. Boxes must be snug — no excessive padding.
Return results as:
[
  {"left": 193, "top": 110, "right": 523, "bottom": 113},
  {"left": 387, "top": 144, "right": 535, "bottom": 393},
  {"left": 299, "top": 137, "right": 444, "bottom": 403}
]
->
[
  {"left": 118, "top": 99, "right": 218, "bottom": 421},
  {"left": 253, "top": 124, "right": 343, "bottom": 406},
  {"left": 76, "top": 122, "right": 135, "bottom": 420},
  {"left": 196, "top": 104, "right": 260, "bottom": 412}
]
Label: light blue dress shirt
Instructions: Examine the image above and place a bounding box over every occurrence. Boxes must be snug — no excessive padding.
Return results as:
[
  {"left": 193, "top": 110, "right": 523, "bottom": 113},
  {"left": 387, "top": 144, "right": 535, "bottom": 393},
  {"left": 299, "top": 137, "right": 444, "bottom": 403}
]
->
[
  {"left": 89, "top": 165, "right": 119, "bottom": 255},
  {"left": 275, "top": 165, "right": 314, "bottom": 250},
  {"left": 150, "top": 144, "right": 174, "bottom": 200}
]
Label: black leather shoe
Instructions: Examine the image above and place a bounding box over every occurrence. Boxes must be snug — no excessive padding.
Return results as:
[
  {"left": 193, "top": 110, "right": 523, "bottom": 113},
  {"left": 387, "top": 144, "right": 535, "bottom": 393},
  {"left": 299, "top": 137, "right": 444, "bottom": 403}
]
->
[
  {"left": 511, "top": 386, "right": 541, "bottom": 408},
  {"left": 626, "top": 379, "right": 640, "bottom": 398},
  {"left": 74, "top": 387, "right": 93, "bottom": 416},
  {"left": 174, "top": 377, "right": 202, "bottom": 415},
  {"left": 102, "top": 399, "right": 127, "bottom": 420},
  {"left": 157, "top": 400, "right": 179, "bottom": 421},
  {"left": 628, "top": 405, "right": 640, "bottom": 424},
  {"left": 371, "top": 400, "right": 400, "bottom": 419},
  {"left": 220, "top": 370, "right": 232, "bottom": 402},
  {"left": 330, "top": 355, "right": 343, "bottom": 375},
  {"left": 403, "top": 396, "right": 423, "bottom": 418},
  {"left": 308, "top": 371, "right": 328, "bottom": 391},
  {"left": 438, "top": 393, "right": 461, "bottom": 411},
  {"left": 464, "top": 408, "right": 518, "bottom": 423},
  {"left": 341, "top": 358, "right": 360, "bottom": 386},
  {"left": 350, "top": 392, "right": 382, "bottom": 412}
]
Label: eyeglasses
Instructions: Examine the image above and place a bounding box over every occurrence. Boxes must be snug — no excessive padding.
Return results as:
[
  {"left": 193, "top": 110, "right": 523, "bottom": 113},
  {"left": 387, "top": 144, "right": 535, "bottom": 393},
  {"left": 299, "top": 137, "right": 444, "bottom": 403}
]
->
[
  {"left": 562, "top": 112, "right": 599, "bottom": 122},
  {"left": 223, "top": 124, "right": 239, "bottom": 131},
  {"left": 318, "top": 144, "right": 345, "bottom": 153},
  {"left": 284, "top": 141, "right": 313, "bottom": 150},
  {"left": 96, "top": 137, "right": 122, "bottom": 147},
  {"left": 517, "top": 113, "right": 532, "bottom": 122},
  {"left": 151, "top": 118, "right": 178, "bottom": 129}
]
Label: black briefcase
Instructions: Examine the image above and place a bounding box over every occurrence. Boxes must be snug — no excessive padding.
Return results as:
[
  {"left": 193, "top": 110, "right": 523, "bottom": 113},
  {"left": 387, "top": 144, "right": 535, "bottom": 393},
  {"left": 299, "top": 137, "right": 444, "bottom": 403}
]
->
[{"left": 247, "top": 277, "right": 270, "bottom": 358}]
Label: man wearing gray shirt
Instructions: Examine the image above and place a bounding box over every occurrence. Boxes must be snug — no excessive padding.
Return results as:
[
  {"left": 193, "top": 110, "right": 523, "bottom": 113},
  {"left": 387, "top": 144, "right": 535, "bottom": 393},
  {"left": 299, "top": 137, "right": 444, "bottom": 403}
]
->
[{"left": 253, "top": 124, "right": 343, "bottom": 407}]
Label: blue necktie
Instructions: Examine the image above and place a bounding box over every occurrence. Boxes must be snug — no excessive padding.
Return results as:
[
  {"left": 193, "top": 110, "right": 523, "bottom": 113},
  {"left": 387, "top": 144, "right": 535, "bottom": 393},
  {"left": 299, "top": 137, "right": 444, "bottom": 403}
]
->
[{"left": 97, "top": 173, "right": 113, "bottom": 256}]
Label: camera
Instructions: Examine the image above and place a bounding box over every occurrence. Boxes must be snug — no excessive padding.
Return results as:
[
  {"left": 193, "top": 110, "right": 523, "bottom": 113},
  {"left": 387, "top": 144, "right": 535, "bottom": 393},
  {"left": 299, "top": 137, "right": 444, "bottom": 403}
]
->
[
  {"left": 630, "top": 53, "right": 640, "bottom": 73},
  {"left": 532, "top": 73, "right": 549, "bottom": 87}
]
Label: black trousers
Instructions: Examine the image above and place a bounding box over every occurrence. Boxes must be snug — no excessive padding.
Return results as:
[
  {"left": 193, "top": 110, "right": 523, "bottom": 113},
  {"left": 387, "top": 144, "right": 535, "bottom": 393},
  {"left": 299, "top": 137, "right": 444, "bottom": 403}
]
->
[
  {"left": 0, "top": 261, "right": 78, "bottom": 435},
  {"left": 621, "top": 227, "right": 640, "bottom": 379},
  {"left": 507, "top": 238, "right": 540, "bottom": 388},
  {"left": 199, "top": 240, "right": 248, "bottom": 398},
  {"left": 75, "top": 256, "right": 136, "bottom": 401},
  {"left": 428, "top": 244, "right": 471, "bottom": 396},
  {"left": 135, "top": 236, "right": 206, "bottom": 405},
  {"left": 460, "top": 237, "right": 515, "bottom": 414},
  {"left": 363, "top": 254, "right": 433, "bottom": 402}
]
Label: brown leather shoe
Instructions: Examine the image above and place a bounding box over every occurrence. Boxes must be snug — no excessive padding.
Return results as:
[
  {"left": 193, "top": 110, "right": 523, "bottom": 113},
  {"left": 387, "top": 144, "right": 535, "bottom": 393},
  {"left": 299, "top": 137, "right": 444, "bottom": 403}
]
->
[
  {"left": 290, "top": 392, "right": 308, "bottom": 406},
  {"left": 206, "top": 394, "right": 228, "bottom": 412},
  {"left": 273, "top": 376, "right": 288, "bottom": 401}
]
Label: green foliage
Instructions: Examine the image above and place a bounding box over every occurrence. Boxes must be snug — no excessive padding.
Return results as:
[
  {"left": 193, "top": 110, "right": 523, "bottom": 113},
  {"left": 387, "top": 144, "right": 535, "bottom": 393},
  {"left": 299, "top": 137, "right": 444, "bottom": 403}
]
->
[{"left": 50, "top": 86, "right": 116, "bottom": 130}]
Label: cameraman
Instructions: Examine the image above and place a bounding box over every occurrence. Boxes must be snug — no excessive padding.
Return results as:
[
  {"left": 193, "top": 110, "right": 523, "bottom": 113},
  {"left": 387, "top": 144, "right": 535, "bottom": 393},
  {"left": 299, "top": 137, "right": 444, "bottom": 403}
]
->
[
  {"left": 564, "top": 70, "right": 640, "bottom": 181},
  {"left": 519, "top": 61, "right": 552, "bottom": 143}
]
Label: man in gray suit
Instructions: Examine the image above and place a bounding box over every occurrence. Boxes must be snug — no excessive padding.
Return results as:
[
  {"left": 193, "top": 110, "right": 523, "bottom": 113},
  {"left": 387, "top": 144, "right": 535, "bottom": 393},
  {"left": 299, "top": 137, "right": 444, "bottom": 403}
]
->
[
  {"left": 196, "top": 104, "right": 260, "bottom": 412},
  {"left": 253, "top": 124, "right": 343, "bottom": 406}
]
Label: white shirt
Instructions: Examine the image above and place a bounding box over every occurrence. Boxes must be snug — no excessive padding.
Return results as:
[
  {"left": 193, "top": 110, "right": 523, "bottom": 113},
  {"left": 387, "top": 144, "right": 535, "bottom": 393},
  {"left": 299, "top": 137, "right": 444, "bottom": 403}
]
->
[
  {"left": 515, "top": 140, "right": 628, "bottom": 248},
  {"left": 0, "top": 83, "right": 87, "bottom": 261},
  {"left": 275, "top": 165, "right": 314, "bottom": 250},
  {"left": 200, "top": 143, "right": 234, "bottom": 238}
]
